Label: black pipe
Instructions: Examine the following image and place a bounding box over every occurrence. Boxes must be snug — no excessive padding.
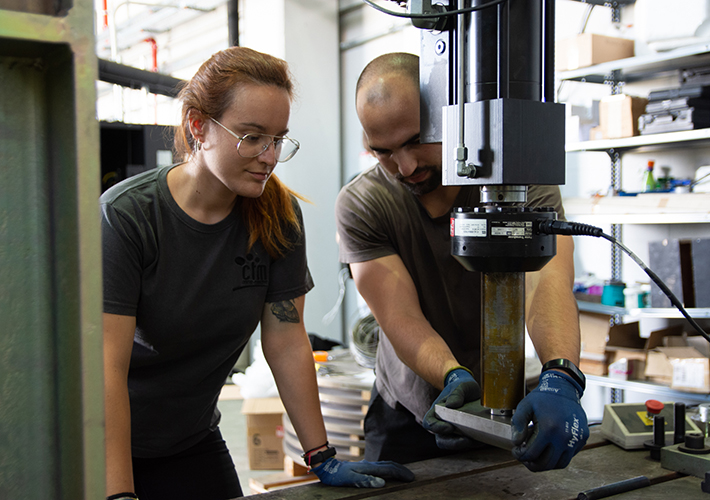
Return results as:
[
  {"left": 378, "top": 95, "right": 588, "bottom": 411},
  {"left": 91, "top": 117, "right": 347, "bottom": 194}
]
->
[
  {"left": 469, "top": 0, "right": 542, "bottom": 102},
  {"left": 228, "top": 0, "right": 239, "bottom": 46},
  {"left": 543, "top": 0, "right": 555, "bottom": 102},
  {"left": 98, "top": 58, "right": 184, "bottom": 98},
  {"left": 577, "top": 476, "right": 651, "bottom": 500},
  {"left": 496, "top": 0, "right": 509, "bottom": 99},
  {"left": 674, "top": 402, "right": 686, "bottom": 444}
]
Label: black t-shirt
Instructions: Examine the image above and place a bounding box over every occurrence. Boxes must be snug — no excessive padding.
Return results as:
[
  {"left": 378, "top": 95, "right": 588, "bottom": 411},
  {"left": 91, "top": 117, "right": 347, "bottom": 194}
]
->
[{"left": 101, "top": 164, "right": 313, "bottom": 457}]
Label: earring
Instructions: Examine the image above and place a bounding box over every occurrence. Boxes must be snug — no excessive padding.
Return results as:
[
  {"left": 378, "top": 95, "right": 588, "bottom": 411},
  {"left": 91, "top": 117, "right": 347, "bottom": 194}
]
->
[{"left": 195, "top": 140, "right": 202, "bottom": 152}]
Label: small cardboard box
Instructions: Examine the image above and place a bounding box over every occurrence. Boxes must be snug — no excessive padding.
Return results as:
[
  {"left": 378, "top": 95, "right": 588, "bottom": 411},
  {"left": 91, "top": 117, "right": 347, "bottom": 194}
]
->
[
  {"left": 579, "top": 313, "right": 644, "bottom": 376},
  {"left": 599, "top": 94, "right": 648, "bottom": 139},
  {"left": 578, "top": 315, "right": 684, "bottom": 379},
  {"left": 604, "top": 321, "right": 648, "bottom": 380},
  {"left": 645, "top": 346, "right": 710, "bottom": 393},
  {"left": 242, "top": 398, "right": 286, "bottom": 470},
  {"left": 579, "top": 311, "right": 614, "bottom": 375},
  {"left": 556, "top": 33, "right": 634, "bottom": 72},
  {"left": 608, "top": 357, "right": 646, "bottom": 381}
]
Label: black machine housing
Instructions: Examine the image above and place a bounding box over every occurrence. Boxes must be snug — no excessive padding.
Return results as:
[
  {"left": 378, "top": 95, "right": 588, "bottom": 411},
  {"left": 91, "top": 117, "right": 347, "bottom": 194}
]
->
[{"left": 418, "top": 0, "right": 565, "bottom": 271}]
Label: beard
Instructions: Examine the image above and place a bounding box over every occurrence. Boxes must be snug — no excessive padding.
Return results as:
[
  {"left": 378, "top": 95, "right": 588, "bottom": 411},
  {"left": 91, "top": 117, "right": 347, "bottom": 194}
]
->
[{"left": 395, "top": 166, "right": 441, "bottom": 196}]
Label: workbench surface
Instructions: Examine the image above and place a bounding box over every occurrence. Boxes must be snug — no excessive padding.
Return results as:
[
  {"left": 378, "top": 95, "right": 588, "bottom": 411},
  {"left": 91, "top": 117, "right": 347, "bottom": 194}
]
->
[{"left": 256, "top": 430, "right": 706, "bottom": 499}]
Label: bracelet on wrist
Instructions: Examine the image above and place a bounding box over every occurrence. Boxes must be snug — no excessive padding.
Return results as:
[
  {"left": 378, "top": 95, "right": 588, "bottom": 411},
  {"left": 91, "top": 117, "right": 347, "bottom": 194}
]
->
[
  {"left": 541, "top": 358, "right": 586, "bottom": 391},
  {"left": 106, "top": 493, "right": 138, "bottom": 500},
  {"left": 302, "top": 442, "right": 336, "bottom": 468}
]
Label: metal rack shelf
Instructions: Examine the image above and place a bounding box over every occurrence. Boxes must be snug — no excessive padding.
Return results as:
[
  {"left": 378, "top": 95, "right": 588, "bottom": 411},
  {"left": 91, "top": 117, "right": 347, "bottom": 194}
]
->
[
  {"left": 587, "top": 375, "right": 710, "bottom": 403},
  {"left": 558, "top": 43, "right": 710, "bottom": 84},
  {"left": 567, "top": 127, "right": 710, "bottom": 153},
  {"left": 577, "top": 300, "right": 710, "bottom": 319}
]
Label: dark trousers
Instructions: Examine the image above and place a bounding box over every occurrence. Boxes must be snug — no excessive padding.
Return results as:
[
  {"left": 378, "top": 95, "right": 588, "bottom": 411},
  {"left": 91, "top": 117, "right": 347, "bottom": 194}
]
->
[
  {"left": 363, "top": 384, "right": 459, "bottom": 464},
  {"left": 133, "top": 428, "right": 243, "bottom": 500}
]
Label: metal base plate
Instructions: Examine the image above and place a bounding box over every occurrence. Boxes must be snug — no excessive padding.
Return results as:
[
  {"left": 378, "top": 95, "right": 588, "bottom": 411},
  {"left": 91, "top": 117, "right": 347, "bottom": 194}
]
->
[
  {"left": 435, "top": 401, "right": 514, "bottom": 450},
  {"left": 661, "top": 442, "right": 710, "bottom": 479}
]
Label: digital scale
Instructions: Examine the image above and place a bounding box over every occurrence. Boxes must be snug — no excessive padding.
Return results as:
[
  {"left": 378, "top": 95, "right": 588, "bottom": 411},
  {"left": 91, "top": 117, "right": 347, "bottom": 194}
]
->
[{"left": 600, "top": 401, "right": 702, "bottom": 450}]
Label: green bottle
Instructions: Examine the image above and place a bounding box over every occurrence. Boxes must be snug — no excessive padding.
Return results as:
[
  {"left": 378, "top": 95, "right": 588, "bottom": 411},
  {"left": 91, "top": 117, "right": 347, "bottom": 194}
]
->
[{"left": 643, "top": 160, "right": 657, "bottom": 192}]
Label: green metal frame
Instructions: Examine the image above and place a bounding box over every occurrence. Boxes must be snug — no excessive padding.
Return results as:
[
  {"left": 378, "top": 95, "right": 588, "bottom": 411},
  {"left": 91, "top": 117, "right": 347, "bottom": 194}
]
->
[{"left": 0, "top": 1, "right": 104, "bottom": 498}]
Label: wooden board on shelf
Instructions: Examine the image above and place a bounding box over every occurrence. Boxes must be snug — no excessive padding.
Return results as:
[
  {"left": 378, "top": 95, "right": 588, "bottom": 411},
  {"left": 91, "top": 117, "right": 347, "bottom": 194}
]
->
[{"left": 563, "top": 193, "right": 710, "bottom": 223}]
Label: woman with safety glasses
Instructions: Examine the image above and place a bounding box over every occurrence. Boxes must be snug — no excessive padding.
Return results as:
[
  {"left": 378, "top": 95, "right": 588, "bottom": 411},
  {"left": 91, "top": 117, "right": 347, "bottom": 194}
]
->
[{"left": 101, "top": 46, "right": 413, "bottom": 500}]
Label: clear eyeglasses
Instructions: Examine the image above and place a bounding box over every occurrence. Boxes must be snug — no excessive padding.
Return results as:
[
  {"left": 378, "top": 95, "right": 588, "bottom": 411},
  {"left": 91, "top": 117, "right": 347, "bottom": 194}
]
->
[{"left": 210, "top": 117, "right": 300, "bottom": 163}]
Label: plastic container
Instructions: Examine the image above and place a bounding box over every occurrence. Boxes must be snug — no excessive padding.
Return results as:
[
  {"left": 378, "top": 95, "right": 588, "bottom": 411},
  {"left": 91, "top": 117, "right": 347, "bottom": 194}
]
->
[
  {"left": 642, "top": 160, "right": 658, "bottom": 192},
  {"left": 601, "top": 280, "right": 626, "bottom": 307}
]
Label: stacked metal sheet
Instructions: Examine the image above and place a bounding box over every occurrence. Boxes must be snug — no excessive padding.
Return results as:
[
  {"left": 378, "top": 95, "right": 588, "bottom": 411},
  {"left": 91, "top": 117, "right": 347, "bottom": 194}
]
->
[{"left": 639, "top": 86, "right": 710, "bottom": 135}]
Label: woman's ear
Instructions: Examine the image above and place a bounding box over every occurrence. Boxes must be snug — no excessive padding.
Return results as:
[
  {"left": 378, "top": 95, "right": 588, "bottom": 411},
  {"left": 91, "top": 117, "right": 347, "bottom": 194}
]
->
[{"left": 188, "top": 110, "right": 206, "bottom": 143}]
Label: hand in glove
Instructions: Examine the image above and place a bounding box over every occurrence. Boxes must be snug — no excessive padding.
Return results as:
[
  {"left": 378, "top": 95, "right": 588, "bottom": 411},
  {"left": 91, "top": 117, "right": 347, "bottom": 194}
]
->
[
  {"left": 422, "top": 367, "right": 481, "bottom": 450},
  {"left": 511, "top": 371, "right": 589, "bottom": 472},
  {"left": 311, "top": 457, "right": 415, "bottom": 488}
]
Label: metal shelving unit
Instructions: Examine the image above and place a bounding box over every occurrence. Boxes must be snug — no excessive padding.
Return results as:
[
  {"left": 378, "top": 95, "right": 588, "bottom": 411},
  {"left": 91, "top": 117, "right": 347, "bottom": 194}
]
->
[
  {"left": 560, "top": 42, "right": 710, "bottom": 317},
  {"left": 587, "top": 375, "right": 710, "bottom": 404},
  {"left": 577, "top": 300, "right": 710, "bottom": 319},
  {"left": 567, "top": 127, "right": 710, "bottom": 152},
  {"left": 558, "top": 42, "right": 710, "bottom": 84}
]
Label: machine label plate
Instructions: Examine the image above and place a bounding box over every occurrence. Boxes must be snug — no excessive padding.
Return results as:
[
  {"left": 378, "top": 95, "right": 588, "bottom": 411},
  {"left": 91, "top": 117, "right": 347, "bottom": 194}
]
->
[
  {"left": 454, "top": 218, "right": 487, "bottom": 237},
  {"left": 491, "top": 221, "right": 533, "bottom": 239}
]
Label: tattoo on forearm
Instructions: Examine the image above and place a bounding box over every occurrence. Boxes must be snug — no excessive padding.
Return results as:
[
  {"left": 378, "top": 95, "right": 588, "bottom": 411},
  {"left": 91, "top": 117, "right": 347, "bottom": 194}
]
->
[{"left": 270, "top": 300, "right": 300, "bottom": 323}]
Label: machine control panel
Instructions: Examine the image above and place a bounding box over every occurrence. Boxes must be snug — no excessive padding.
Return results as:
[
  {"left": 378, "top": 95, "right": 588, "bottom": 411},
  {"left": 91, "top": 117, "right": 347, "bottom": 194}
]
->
[{"left": 601, "top": 401, "right": 701, "bottom": 450}]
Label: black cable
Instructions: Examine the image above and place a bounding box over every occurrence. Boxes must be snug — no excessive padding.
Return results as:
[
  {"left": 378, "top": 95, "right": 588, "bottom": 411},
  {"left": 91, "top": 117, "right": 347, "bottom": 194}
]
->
[
  {"left": 362, "top": 0, "right": 510, "bottom": 19},
  {"left": 538, "top": 220, "right": 710, "bottom": 343}
]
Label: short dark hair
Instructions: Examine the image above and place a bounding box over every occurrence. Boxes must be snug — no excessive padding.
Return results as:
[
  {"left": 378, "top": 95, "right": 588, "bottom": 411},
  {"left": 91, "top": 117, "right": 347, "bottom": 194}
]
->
[{"left": 355, "top": 52, "right": 419, "bottom": 103}]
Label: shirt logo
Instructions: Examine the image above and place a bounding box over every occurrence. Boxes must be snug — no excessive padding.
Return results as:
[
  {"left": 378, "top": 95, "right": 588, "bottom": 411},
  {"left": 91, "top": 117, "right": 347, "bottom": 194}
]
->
[{"left": 233, "top": 253, "right": 268, "bottom": 289}]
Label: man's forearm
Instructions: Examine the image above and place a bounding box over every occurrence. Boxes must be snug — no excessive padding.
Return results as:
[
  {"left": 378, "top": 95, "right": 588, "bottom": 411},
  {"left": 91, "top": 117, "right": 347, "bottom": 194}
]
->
[{"left": 350, "top": 256, "right": 461, "bottom": 390}]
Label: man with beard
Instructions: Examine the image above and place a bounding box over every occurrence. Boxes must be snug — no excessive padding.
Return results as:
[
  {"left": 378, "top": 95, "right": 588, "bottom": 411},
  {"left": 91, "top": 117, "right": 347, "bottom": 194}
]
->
[{"left": 335, "top": 53, "right": 588, "bottom": 472}]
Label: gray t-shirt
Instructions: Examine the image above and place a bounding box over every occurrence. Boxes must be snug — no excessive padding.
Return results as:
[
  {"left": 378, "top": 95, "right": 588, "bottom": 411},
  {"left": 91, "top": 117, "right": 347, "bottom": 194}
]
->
[
  {"left": 101, "top": 164, "right": 314, "bottom": 457},
  {"left": 335, "top": 164, "right": 564, "bottom": 422}
]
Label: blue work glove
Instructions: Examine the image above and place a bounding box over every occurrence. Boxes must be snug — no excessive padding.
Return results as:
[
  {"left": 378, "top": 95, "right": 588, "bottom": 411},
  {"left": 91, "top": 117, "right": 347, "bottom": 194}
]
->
[
  {"left": 422, "top": 367, "right": 482, "bottom": 450},
  {"left": 311, "top": 457, "right": 415, "bottom": 488},
  {"left": 511, "top": 371, "right": 589, "bottom": 472}
]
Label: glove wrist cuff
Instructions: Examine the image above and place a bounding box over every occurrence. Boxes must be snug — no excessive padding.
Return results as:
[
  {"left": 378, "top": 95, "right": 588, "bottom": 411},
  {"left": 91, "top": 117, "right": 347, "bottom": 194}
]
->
[
  {"left": 540, "top": 370, "right": 585, "bottom": 396},
  {"left": 541, "top": 358, "right": 586, "bottom": 391},
  {"left": 444, "top": 365, "right": 473, "bottom": 386}
]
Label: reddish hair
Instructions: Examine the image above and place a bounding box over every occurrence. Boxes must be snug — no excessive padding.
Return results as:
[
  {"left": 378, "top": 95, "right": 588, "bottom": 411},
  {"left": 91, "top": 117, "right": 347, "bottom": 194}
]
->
[{"left": 175, "top": 46, "right": 306, "bottom": 258}]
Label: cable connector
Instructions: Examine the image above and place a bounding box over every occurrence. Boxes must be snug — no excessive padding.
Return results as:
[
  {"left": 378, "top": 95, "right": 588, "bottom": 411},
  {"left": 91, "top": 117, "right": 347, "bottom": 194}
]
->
[{"left": 537, "top": 219, "right": 603, "bottom": 237}]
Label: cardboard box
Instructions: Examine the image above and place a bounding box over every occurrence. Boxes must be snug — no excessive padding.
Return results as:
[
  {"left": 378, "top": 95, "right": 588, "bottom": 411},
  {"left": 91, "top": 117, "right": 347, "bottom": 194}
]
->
[
  {"left": 645, "top": 346, "right": 710, "bottom": 393},
  {"left": 242, "top": 398, "right": 286, "bottom": 470},
  {"left": 579, "top": 311, "right": 613, "bottom": 375},
  {"left": 579, "top": 313, "right": 645, "bottom": 376},
  {"left": 599, "top": 94, "right": 648, "bottom": 139},
  {"left": 604, "top": 321, "right": 649, "bottom": 380},
  {"left": 589, "top": 125, "right": 605, "bottom": 141},
  {"left": 556, "top": 33, "right": 634, "bottom": 72},
  {"left": 608, "top": 357, "right": 646, "bottom": 381},
  {"left": 578, "top": 314, "right": 684, "bottom": 379}
]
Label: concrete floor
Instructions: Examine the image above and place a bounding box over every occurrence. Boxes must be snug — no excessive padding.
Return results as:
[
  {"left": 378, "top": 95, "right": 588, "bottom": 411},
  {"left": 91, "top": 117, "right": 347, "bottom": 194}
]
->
[{"left": 217, "top": 386, "right": 289, "bottom": 496}]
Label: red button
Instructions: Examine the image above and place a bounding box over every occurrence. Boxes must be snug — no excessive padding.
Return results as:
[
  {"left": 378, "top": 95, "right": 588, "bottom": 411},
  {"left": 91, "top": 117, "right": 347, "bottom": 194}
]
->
[{"left": 645, "top": 400, "right": 664, "bottom": 414}]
